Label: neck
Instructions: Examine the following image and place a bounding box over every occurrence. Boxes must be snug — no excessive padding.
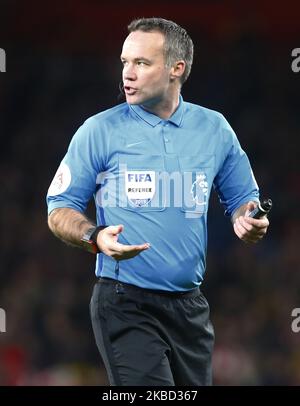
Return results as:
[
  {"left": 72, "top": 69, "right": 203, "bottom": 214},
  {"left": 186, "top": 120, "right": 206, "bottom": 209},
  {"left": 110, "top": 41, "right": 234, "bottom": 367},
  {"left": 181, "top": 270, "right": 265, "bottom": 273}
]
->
[{"left": 141, "top": 88, "right": 181, "bottom": 120}]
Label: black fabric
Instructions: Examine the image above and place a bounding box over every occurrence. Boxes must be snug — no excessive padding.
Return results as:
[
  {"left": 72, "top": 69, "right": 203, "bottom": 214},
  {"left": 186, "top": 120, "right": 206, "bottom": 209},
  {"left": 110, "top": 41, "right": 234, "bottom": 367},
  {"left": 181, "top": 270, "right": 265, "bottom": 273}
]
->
[{"left": 90, "top": 278, "right": 215, "bottom": 386}]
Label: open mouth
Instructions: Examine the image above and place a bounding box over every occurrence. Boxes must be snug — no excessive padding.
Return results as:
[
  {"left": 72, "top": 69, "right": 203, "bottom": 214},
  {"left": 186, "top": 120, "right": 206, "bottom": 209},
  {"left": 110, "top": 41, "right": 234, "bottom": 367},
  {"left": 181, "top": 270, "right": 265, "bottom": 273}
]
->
[{"left": 124, "top": 86, "right": 138, "bottom": 95}]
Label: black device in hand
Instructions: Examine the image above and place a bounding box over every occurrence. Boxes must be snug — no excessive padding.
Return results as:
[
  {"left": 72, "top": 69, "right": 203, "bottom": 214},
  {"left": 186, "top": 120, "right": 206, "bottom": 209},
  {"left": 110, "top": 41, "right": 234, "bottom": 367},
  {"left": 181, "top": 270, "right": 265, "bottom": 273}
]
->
[{"left": 248, "top": 198, "right": 272, "bottom": 219}]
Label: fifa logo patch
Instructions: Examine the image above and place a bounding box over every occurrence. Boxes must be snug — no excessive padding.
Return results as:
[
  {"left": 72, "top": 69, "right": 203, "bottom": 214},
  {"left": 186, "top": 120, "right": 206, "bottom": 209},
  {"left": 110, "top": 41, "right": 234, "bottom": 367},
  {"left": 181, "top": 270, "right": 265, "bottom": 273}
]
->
[{"left": 125, "top": 171, "right": 155, "bottom": 207}]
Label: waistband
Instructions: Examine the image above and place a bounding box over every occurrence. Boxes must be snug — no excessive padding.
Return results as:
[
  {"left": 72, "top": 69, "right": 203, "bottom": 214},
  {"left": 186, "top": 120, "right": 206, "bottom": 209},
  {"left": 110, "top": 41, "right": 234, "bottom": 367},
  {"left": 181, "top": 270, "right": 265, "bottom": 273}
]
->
[{"left": 97, "top": 277, "right": 200, "bottom": 298}]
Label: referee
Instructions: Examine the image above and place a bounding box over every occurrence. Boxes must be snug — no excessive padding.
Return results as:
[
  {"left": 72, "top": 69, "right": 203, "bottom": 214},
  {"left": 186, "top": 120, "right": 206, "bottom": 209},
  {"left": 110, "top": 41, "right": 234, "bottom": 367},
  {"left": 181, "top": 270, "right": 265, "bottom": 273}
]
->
[{"left": 47, "top": 18, "right": 269, "bottom": 386}]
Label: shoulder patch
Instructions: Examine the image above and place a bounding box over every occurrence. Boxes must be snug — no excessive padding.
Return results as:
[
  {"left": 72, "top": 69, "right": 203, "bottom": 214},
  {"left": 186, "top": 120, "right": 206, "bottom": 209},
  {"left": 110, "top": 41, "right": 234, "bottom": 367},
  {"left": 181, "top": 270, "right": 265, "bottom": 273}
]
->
[{"left": 47, "top": 162, "right": 71, "bottom": 196}]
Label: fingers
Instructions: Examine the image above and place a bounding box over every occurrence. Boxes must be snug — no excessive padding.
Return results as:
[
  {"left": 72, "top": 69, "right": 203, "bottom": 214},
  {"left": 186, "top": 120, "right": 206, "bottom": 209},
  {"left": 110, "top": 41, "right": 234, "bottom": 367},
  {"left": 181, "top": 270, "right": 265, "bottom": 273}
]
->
[
  {"left": 234, "top": 222, "right": 262, "bottom": 243},
  {"left": 113, "top": 242, "right": 150, "bottom": 252},
  {"left": 108, "top": 224, "right": 124, "bottom": 235},
  {"left": 109, "top": 242, "right": 150, "bottom": 260},
  {"left": 96, "top": 224, "right": 150, "bottom": 259},
  {"left": 234, "top": 216, "right": 268, "bottom": 243},
  {"left": 243, "top": 216, "right": 269, "bottom": 228},
  {"left": 108, "top": 241, "right": 150, "bottom": 255},
  {"left": 245, "top": 201, "right": 257, "bottom": 216}
]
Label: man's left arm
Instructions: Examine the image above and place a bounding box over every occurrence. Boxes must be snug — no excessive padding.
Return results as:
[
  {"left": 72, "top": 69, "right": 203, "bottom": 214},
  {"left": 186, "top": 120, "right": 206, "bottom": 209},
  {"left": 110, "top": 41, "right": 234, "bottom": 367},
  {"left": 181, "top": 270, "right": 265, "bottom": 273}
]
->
[{"left": 231, "top": 201, "right": 269, "bottom": 243}]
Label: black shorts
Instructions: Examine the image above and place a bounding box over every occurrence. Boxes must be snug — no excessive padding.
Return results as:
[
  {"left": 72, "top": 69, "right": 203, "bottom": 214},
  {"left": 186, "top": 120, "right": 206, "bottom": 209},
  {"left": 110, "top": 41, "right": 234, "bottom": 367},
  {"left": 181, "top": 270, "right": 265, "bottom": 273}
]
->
[{"left": 90, "top": 277, "right": 214, "bottom": 386}]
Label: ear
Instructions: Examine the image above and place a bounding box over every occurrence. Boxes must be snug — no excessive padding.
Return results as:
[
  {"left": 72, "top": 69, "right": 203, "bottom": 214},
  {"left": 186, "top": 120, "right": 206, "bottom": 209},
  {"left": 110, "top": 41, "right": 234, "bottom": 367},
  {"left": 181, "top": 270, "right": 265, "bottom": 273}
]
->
[{"left": 170, "top": 60, "right": 186, "bottom": 81}]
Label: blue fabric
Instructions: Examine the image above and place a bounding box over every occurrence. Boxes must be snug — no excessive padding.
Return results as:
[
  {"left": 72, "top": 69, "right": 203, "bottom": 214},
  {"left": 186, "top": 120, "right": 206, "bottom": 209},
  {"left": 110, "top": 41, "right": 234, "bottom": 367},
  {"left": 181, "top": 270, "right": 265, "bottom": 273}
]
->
[{"left": 47, "top": 95, "right": 259, "bottom": 291}]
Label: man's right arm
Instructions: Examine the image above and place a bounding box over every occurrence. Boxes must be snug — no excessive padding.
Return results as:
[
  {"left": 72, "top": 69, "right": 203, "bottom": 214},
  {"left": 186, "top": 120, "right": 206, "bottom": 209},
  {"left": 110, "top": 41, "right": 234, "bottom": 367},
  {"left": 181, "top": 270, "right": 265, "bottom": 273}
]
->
[
  {"left": 48, "top": 207, "right": 151, "bottom": 259},
  {"left": 48, "top": 208, "right": 96, "bottom": 249}
]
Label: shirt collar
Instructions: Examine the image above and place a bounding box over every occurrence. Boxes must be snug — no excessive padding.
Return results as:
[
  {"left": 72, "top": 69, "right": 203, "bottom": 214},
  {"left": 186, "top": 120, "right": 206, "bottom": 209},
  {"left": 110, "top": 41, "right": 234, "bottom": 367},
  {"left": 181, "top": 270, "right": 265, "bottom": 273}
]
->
[{"left": 129, "top": 94, "right": 185, "bottom": 127}]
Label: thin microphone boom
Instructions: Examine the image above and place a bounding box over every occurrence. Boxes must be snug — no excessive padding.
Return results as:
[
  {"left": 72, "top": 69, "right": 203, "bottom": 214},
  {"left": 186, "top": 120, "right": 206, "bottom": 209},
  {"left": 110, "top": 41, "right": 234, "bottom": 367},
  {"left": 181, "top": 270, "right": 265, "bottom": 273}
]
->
[{"left": 117, "top": 82, "right": 125, "bottom": 102}]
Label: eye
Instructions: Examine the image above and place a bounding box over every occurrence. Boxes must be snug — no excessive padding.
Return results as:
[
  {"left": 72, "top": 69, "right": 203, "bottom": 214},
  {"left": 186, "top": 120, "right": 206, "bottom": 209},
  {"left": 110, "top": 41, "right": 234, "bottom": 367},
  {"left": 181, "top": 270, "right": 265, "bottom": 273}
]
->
[{"left": 137, "top": 61, "right": 146, "bottom": 66}]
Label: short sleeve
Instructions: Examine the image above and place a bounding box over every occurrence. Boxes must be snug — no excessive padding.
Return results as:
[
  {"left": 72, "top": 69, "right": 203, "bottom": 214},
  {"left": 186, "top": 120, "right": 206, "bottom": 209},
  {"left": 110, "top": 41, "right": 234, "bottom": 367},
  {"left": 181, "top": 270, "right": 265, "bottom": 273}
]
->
[{"left": 46, "top": 117, "right": 105, "bottom": 214}]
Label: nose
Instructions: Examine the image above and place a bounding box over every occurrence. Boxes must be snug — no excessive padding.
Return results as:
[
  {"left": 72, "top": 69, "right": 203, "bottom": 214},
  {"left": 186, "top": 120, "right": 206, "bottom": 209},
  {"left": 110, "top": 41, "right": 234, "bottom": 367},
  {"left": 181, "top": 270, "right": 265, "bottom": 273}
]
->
[{"left": 123, "top": 63, "right": 137, "bottom": 82}]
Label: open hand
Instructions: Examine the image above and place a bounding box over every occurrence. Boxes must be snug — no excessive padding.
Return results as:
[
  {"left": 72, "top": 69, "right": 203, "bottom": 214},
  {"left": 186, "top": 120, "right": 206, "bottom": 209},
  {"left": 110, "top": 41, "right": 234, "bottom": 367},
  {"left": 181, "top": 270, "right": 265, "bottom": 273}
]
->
[{"left": 96, "top": 224, "right": 150, "bottom": 260}]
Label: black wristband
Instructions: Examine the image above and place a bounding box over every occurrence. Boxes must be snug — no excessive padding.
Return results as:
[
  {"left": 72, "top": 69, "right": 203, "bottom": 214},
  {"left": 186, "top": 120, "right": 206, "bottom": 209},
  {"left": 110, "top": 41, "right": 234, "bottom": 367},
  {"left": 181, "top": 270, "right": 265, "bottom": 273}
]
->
[
  {"left": 81, "top": 225, "right": 108, "bottom": 254},
  {"left": 90, "top": 225, "right": 108, "bottom": 244}
]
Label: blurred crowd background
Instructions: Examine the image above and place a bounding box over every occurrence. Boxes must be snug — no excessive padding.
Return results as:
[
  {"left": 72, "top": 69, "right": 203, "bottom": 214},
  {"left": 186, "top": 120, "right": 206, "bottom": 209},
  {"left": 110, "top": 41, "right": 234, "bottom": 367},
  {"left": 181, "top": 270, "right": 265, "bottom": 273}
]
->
[{"left": 0, "top": 0, "right": 300, "bottom": 385}]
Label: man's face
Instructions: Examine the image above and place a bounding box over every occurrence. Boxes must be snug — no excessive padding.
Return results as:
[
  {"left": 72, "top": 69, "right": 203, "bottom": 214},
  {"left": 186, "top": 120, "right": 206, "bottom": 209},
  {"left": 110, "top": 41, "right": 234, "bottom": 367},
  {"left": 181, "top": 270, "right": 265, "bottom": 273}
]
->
[{"left": 121, "top": 31, "right": 172, "bottom": 107}]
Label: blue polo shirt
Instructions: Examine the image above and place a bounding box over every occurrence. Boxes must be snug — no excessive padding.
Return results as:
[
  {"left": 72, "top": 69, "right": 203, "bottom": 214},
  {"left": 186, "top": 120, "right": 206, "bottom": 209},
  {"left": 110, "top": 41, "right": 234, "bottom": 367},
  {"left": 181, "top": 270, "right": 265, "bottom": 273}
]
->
[{"left": 47, "top": 96, "right": 259, "bottom": 291}]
